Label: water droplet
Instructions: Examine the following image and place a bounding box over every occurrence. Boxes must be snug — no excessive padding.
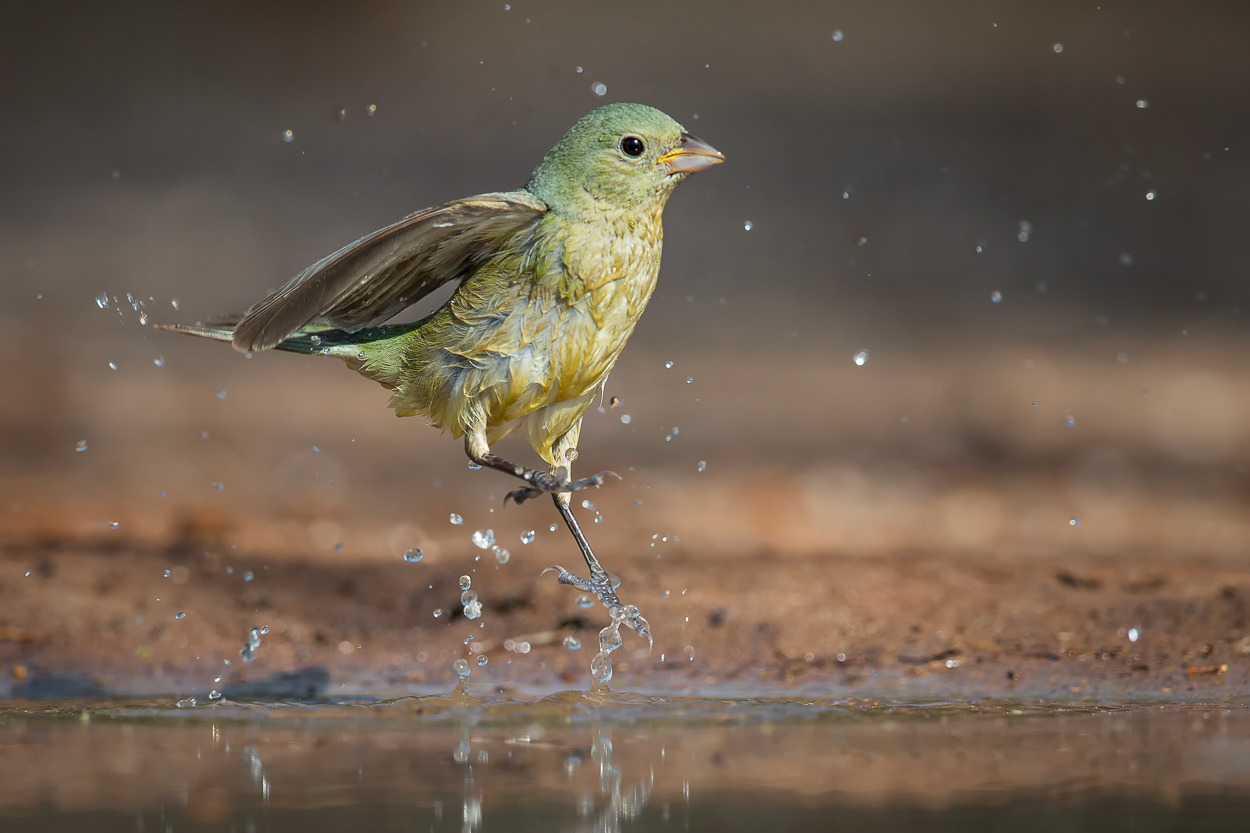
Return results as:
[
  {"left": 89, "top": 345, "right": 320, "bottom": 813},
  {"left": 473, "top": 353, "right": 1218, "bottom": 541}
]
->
[
  {"left": 170, "top": 298, "right": 180, "bottom": 310},
  {"left": 452, "top": 658, "right": 471, "bottom": 678},
  {"left": 1017, "top": 220, "right": 1032, "bottom": 242},
  {"left": 832, "top": 29, "right": 844, "bottom": 42},
  {"left": 477, "top": 654, "right": 489, "bottom": 666},
  {"left": 403, "top": 547, "right": 424, "bottom": 563},
  {"left": 95, "top": 293, "right": 109, "bottom": 309},
  {"left": 743, "top": 220, "right": 753, "bottom": 231},
  {"left": 1145, "top": 190, "right": 1156, "bottom": 201},
  {"left": 563, "top": 634, "right": 581, "bottom": 650},
  {"left": 153, "top": 356, "right": 165, "bottom": 367},
  {"left": 576, "top": 594, "right": 594, "bottom": 609},
  {"left": 175, "top": 611, "right": 186, "bottom": 620},
  {"left": 975, "top": 241, "right": 985, "bottom": 254},
  {"left": 591, "top": 81, "right": 607, "bottom": 96},
  {"left": 471, "top": 528, "right": 495, "bottom": 549},
  {"left": 493, "top": 546, "right": 510, "bottom": 564},
  {"left": 240, "top": 626, "right": 264, "bottom": 662},
  {"left": 336, "top": 106, "right": 347, "bottom": 121},
  {"left": 1052, "top": 42, "right": 1064, "bottom": 53},
  {"left": 1135, "top": 98, "right": 1149, "bottom": 109},
  {"left": 216, "top": 388, "right": 227, "bottom": 400},
  {"left": 459, "top": 575, "right": 472, "bottom": 590},
  {"left": 1064, "top": 413, "right": 1076, "bottom": 427},
  {"left": 449, "top": 513, "right": 463, "bottom": 526},
  {"left": 591, "top": 653, "right": 613, "bottom": 685},
  {"left": 600, "top": 624, "right": 624, "bottom": 653},
  {"left": 620, "top": 413, "right": 632, "bottom": 424},
  {"left": 463, "top": 600, "right": 483, "bottom": 619},
  {"left": 432, "top": 608, "right": 444, "bottom": 618},
  {"left": 282, "top": 129, "right": 294, "bottom": 143},
  {"left": 990, "top": 290, "right": 1003, "bottom": 303},
  {"left": 309, "top": 334, "right": 321, "bottom": 346},
  {"left": 1128, "top": 626, "right": 1140, "bottom": 642},
  {"left": 75, "top": 440, "right": 88, "bottom": 453},
  {"left": 366, "top": 103, "right": 378, "bottom": 117},
  {"left": 853, "top": 349, "right": 869, "bottom": 367},
  {"left": 856, "top": 234, "right": 868, "bottom": 246},
  {"left": 575, "top": 65, "right": 584, "bottom": 74},
  {"left": 696, "top": 460, "right": 707, "bottom": 472},
  {"left": 1069, "top": 517, "right": 1081, "bottom": 527},
  {"left": 580, "top": 499, "right": 596, "bottom": 511},
  {"left": 461, "top": 589, "right": 478, "bottom": 605},
  {"left": 138, "top": 311, "right": 148, "bottom": 325},
  {"left": 664, "top": 360, "right": 674, "bottom": 369},
  {"left": 107, "top": 361, "right": 118, "bottom": 371},
  {"left": 109, "top": 521, "right": 119, "bottom": 530},
  {"left": 520, "top": 529, "right": 536, "bottom": 544},
  {"left": 208, "top": 689, "right": 222, "bottom": 701}
]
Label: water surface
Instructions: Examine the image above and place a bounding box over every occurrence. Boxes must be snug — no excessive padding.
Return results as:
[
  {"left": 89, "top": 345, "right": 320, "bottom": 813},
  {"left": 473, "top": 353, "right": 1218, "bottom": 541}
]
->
[{"left": 2, "top": 695, "right": 1248, "bottom": 831}]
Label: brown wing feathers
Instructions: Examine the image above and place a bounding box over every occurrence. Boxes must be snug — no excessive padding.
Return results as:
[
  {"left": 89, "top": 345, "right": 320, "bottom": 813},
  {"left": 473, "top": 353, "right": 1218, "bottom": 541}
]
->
[{"left": 230, "top": 193, "right": 546, "bottom": 353}]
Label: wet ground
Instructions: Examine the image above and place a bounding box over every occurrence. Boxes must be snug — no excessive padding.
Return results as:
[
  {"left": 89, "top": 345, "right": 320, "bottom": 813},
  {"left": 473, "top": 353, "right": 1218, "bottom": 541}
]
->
[{"left": 3, "top": 334, "right": 1248, "bottom": 702}]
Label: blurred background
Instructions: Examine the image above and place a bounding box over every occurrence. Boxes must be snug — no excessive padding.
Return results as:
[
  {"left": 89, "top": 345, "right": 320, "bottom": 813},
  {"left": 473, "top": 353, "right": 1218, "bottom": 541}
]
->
[{"left": 0, "top": 0, "right": 1246, "bottom": 696}]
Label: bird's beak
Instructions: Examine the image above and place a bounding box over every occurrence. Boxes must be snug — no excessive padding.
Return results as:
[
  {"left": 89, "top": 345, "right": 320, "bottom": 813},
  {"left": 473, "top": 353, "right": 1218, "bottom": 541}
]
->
[{"left": 657, "top": 132, "right": 725, "bottom": 174}]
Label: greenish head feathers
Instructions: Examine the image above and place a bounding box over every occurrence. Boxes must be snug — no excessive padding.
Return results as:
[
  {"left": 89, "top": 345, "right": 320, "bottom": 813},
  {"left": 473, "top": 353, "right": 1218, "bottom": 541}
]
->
[{"left": 526, "top": 103, "right": 692, "bottom": 214}]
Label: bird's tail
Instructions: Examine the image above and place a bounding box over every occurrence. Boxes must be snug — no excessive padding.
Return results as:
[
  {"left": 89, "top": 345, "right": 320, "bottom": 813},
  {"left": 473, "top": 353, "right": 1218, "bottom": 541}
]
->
[
  {"left": 156, "top": 311, "right": 337, "bottom": 350},
  {"left": 155, "top": 318, "right": 417, "bottom": 390}
]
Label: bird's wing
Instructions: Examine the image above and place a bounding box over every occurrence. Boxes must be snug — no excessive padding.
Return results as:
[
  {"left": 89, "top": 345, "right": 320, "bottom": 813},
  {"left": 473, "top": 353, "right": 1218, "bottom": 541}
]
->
[{"left": 230, "top": 191, "right": 548, "bottom": 352}]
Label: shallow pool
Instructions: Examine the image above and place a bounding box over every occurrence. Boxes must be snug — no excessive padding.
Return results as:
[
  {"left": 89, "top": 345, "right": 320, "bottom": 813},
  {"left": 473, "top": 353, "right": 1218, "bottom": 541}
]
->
[{"left": 2, "top": 693, "right": 1248, "bottom": 831}]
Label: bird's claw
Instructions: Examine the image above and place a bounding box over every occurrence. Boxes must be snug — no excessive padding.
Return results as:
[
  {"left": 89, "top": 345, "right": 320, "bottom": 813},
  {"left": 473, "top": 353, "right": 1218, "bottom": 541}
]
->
[
  {"left": 543, "top": 564, "right": 651, "bottom": 644},
  {"left": 504, "top": 470, "right": 618, "bottom": 506}
]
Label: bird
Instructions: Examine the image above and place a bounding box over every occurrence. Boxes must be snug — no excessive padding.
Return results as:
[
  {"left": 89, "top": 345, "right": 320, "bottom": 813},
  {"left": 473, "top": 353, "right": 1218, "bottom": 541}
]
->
[{"left": 157, "top": 102, "right": 724, "bottom": 642}]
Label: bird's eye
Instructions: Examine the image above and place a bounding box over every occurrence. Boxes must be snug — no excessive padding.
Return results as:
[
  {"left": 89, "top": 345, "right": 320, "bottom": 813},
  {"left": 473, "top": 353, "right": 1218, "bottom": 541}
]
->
[{"left": 620, "top": 136, "right": 645, "bottom": 157}]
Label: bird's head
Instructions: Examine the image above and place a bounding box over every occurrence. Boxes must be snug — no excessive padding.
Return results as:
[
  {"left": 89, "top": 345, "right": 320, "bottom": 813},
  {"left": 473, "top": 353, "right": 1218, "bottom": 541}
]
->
[{"left": 527, "top": 102, "right": 724, "bottom": 216}]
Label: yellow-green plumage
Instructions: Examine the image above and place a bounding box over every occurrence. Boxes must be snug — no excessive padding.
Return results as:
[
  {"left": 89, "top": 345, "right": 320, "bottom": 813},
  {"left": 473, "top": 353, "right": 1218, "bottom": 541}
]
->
[
  {"left": 354, "top": 203, "right": 665, "bottom": 466},
  {"left": 157, "top": 102, "right": 723, "bottom": 639}
]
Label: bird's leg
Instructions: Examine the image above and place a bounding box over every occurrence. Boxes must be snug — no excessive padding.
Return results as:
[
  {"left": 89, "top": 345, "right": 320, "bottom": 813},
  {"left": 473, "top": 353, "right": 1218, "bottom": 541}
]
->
[
  {"left": 464, "top": 431, "right": 615, "bottom": 506},
  {"left": 540, "top": 427, "right": 649, "bottom": 642},
  {"left": 545, "top": 491, "right": 650, "bottom": 640}
]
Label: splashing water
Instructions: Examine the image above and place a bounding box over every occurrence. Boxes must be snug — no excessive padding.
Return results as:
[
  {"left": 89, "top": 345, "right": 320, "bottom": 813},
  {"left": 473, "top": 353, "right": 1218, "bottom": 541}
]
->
[{"left": 240, "top": 625, "right": 267, "bottom": 662}]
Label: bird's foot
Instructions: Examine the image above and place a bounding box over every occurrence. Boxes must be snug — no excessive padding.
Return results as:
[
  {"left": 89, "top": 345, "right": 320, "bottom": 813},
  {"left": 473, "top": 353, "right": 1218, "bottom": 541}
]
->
[
  {"left": 504, "top": 468, "right": 618, "bottom": 506},
  {"left": 542, "top": 564, "right": 652, "bottom": 646}
]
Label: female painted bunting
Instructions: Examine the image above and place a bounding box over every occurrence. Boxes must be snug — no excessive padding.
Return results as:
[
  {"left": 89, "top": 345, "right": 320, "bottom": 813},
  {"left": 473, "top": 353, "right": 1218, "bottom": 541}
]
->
[{"left": 158, "top": 102, "right": 724, "bottom": 642}]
